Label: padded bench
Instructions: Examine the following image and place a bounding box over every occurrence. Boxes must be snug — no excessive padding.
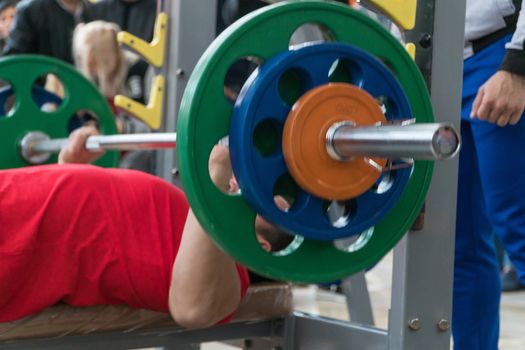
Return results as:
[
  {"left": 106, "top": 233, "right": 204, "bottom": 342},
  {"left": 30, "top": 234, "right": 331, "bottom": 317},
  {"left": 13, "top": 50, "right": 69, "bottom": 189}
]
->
[{"left": 0, "top": 283, "right": 293, "bottom": 342}]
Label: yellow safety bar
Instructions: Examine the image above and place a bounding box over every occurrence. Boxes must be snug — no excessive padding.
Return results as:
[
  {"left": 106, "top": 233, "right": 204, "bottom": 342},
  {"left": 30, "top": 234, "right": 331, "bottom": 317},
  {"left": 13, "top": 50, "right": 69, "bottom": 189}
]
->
[
  {"left": 365, "top": 0, "right": 417, "bottom": 30},
  {"left": 405, "top": 42, "right": 416, "bottom": 60},
  {"left": 117, "top": 12, "right": 168, "bottom": 68},
  {"left": 114, "top": 75, "right": 165, "bottom": 130}
]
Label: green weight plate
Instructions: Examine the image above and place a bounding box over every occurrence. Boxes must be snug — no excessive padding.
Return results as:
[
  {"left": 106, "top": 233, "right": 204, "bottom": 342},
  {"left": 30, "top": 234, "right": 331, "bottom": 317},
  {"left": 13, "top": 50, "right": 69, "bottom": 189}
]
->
[
  {"left": 0, "top": 55, "right": 118, "bottom": 168},
  {"left": 177, "top": 1, "right": 434, "bottom": 282}
]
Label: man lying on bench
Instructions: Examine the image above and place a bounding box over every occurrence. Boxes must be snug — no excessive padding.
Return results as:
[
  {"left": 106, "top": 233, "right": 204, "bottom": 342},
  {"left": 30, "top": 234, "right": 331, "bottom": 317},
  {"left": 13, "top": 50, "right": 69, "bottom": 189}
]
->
[{"left": 0, "top": 126, "right": 292, "bottom": 328}]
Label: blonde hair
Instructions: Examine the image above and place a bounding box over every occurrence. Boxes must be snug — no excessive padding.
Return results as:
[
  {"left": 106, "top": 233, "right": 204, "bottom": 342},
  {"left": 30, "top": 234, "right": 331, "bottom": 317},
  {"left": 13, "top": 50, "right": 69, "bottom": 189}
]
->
[{"left": 72, "top": 21, "right": 128, "bottom": 98}]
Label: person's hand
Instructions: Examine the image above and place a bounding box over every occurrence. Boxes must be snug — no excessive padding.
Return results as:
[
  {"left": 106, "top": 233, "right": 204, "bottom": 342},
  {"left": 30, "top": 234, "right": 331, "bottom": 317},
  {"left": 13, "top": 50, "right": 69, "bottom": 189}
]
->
[
  {"left": 58, "top": 126, "right": 105, "bottom": 164},
  {"left": 471, "top": 70, "right": 525, "bottom": 127}
]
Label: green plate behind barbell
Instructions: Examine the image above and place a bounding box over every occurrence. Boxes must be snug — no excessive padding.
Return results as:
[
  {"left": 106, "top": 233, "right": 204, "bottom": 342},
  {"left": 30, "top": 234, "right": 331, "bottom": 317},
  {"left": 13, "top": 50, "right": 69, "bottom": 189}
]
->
[
  {"left": 0, "top": 55, "right": 118, "bottom": 169},
  {"left": 177, "top": 0, "right": 434, "bottom": 282}
]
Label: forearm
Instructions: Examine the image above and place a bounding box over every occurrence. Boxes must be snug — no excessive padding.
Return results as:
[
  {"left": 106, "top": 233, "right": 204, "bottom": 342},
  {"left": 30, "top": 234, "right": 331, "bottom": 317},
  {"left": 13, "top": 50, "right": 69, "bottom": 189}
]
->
[{"left": 169, "top": 210, "right": 241, "bottom": 328}]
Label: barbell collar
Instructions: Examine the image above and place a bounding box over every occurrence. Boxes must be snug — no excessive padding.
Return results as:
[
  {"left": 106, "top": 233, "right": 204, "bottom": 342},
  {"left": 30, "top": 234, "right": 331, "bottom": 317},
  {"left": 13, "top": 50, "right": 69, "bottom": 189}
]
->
[{"left": 326, "top": 122, "right": 460, "bottom": 161}]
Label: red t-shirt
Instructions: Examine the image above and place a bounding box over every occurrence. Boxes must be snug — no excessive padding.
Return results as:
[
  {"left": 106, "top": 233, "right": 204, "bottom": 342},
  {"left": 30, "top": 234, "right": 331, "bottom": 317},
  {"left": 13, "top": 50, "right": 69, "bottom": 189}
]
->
[{"left": 0, "top": 164, "right": 249, "bottom": 322}]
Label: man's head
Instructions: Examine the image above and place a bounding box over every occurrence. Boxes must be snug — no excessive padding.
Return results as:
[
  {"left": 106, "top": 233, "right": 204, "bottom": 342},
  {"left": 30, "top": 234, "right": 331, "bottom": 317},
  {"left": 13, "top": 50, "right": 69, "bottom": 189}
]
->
[
  {"left": 254, "top": 193, "right": 295, "bottom": 253},
  {"left": 255, "top": 215, "right": 295, "bottom": 253},
  {"left": 0, "top": 0, "right": 18, "bottom": 39}
]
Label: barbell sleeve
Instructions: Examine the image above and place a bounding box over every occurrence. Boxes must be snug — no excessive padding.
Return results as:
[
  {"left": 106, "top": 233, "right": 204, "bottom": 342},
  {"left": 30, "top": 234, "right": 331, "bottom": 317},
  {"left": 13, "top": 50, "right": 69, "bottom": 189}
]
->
[{"left": 326, "top": 122, "right": 460, "bottom": 160}]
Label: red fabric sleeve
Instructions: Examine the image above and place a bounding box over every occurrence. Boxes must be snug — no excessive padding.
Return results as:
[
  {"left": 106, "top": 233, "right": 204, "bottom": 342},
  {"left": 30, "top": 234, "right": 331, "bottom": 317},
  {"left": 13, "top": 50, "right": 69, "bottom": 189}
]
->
[{"left": 237, "top": 264, "right": 251, "bottom": 300}]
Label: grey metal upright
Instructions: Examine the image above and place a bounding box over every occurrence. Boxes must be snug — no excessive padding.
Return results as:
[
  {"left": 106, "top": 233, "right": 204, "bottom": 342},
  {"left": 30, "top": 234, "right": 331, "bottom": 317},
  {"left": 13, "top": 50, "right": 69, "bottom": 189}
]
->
[
  {"left": 156, "top": 0, "right": 218, "bottom": 184},
  {"left": 388, "top": 0, "right": 465, "bottom": 349}
]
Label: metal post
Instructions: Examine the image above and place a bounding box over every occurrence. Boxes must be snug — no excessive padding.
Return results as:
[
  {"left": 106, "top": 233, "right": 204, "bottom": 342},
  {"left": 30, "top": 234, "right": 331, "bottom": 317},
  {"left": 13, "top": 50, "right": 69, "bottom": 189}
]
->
[
  {"left": 342, "top": 272, "right": 376, "bottom": 326},
  {"left": 157, "top": 0, "right": 218, "bottom": 185},
  {"left": 388, "top": 0, "right": 465, "bottom": 349}
]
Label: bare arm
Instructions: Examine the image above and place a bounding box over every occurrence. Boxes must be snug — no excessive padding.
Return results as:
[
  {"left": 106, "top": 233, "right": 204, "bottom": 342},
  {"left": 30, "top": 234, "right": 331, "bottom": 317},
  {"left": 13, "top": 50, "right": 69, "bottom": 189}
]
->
[
  {"left": 169, "top": 210, "right": 242, "bottom": 328},
  {"left": 169, "top": 144, "right": 243, "bottom": 328}
]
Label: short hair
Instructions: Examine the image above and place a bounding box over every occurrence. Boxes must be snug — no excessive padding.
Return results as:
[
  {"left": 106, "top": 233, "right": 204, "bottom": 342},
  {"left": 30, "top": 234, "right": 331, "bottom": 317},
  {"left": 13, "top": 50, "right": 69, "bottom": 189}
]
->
[
  {"left": 256, "top": 220, "right": 295, "bottom": 252},
  {"left": 0, "top": 0, "right": 18, "bottom": 14}
]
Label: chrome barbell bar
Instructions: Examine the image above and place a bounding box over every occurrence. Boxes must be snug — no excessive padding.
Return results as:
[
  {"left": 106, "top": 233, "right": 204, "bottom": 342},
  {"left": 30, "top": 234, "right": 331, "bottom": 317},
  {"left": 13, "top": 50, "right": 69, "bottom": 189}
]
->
[
  {"left": 20, "top": 131, "right": 177, "bottom": 164},
  {"left": 20, "top": 121, "right": 460, "bottom": 165}
]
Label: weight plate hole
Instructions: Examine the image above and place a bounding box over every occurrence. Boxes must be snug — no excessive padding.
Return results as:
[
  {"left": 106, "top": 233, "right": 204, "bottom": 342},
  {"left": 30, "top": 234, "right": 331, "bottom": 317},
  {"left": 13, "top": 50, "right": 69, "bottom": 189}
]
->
[
  {"left": 68, "top": 110, "right": 100, "bottom": 133},
  {"left": 255, "top": 215, "right": 301, "bottom": 256},
  {"left": 273, "top": 172, "right": 299, "bottom": 212},
  {"left": 289, "top": 23, "right": 335, "bottom": 49},
  {"left": 224, "top": 56, "right": 263, "bottom": 105},
  {"left": 328, "top": 58, "right": 363, "bottom": 86},
  {"left": 278, "top": 68, "right": 308, "bottom": 106},
  {"left": 253, "top": 118, "right": 281, "bottom": 157},
  {"left": 375, "top": 95, "right": 400, "bottom": 119},
  {"left": 33, "top": 74, "right": 66, "bottom": 113},
  {"left": 334, "top": 226, "right": 374, "bottom": 253},
  {"left": 323, "top": 200, "right": 357, "bottom": 228},
  {"left": 0, "top": 80, "right": 15, "bottom": 118},
  {"left": 371, "top": 171, "right": 395, "bottom": 194}
]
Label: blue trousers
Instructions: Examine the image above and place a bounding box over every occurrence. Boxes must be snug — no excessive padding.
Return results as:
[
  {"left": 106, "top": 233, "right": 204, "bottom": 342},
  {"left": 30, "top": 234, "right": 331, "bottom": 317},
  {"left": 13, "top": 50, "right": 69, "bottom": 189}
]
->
[{"left": 453, "top": 35, "right": 525, "bottom": 349}]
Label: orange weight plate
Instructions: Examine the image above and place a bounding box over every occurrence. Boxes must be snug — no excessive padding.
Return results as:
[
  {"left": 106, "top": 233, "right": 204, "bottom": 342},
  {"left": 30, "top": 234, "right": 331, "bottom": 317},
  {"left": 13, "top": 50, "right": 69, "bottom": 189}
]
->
[{"left": 282, "top": 83, "right": 387, "bottom": 200}]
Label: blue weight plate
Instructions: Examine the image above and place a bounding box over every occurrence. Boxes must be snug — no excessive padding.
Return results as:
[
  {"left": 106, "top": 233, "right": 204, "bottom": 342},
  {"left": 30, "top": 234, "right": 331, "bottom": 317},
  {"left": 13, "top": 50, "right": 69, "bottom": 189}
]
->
[{"left": 229, "top": 42, "right": 412, "bottom": 240}]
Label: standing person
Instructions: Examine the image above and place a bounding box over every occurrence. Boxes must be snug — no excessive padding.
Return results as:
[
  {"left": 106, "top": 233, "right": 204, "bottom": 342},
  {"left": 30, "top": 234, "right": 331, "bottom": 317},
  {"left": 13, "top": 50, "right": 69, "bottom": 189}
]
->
[
  {"left": 454, "top": 1, "right": 525, "bottom": 349},
  {"left": 83, "top": 0, "right": 156, "bottom": 104},
  {"left": 0, "top": 0, "right": 18, "bottom": 52},
  {"left": 3, "top": 0, "right": 87, "bottom": 63}
]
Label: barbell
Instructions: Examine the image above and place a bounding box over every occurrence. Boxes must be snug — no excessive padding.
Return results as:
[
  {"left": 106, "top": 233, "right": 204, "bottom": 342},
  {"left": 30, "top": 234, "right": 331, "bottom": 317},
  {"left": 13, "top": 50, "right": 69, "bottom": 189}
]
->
[
  {"left": 18, "top": 123, "right": 454, "bottom": 164},
  {"left": 0, "top": 1, "right": 460, "bottom": 282}
]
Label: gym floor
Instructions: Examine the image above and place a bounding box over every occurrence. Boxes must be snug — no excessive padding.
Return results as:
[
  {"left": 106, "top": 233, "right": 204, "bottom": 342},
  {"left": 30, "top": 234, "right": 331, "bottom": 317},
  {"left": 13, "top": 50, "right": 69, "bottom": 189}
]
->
[{"left": 202, "top": 252, "right": 525, "bottom": 349}]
